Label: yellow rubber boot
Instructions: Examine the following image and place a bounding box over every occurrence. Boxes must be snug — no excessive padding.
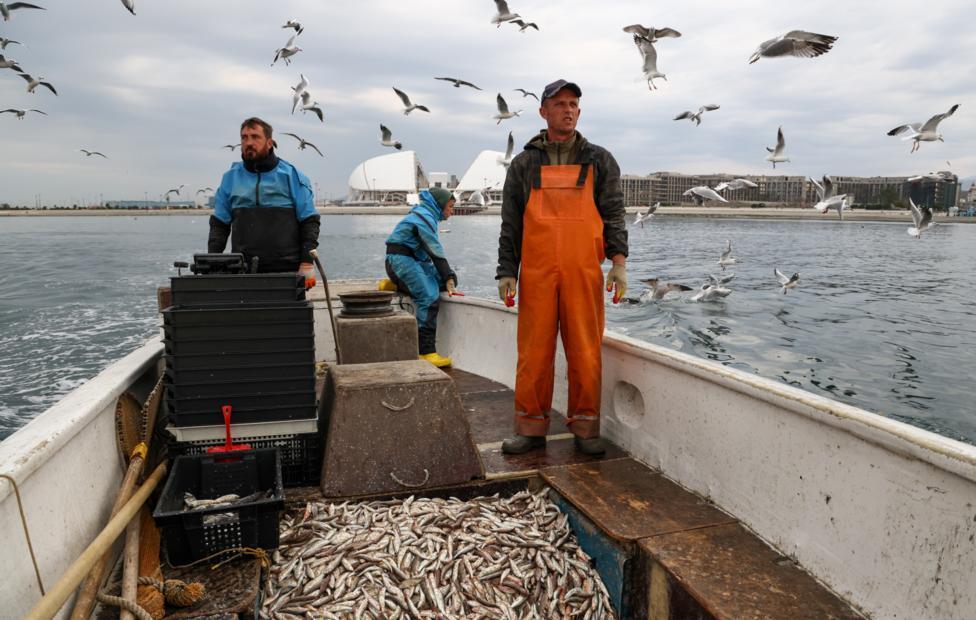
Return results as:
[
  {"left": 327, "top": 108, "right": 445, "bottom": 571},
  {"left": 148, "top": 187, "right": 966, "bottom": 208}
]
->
[
  {"left": 377, "top": 278, "right": 397, "bottom": 292},
  {"left": 420, "top": 352, "right": 453, "bottom": 368}
]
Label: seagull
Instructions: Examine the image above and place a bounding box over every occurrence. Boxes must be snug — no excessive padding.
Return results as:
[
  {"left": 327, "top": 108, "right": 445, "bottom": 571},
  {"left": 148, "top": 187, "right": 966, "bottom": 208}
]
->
[
  {"left": 272, "top": 35, "right": 302, "bottom": 66},
  {"left": 281, "top": 132, "right": 324, "bottom": 157},
  {"left": 639, "top": 278, "right": 692, "bottom": 301},
  {"left": 907, "top": 171, "right": 951, "bottom": 182},
  {"left": 632, "top": 34, "right": 667, "bottom": 91},
  {"left": 78, "top": 149, "right": 107, "bottom": 158},
  {"left": 393, "top": 87, "right": 430, "bottom": 115},
  {"left": 718, "top": 240, "right": 737, "bottom": 270},
  {"left": 706, "top": 273, "right": 736, "bottom": 287},
  {"left": 498, "top": 131, "right": 515, "bottom": 167},
  {"left": 810, "top": 175, "right": 849, "bottom": 218},
  {"left": 491, "top": 0, "right": 519, "bottom": 26},
  {"left": 380, "top": 124, "right": 402, "bottom": 150},
  {"left": 468, "top": 188, "right": 487, "bottom": 207},
  {"left": 196, "top": 187, "right": 214, "bottom": 195},
  {"left": 907, "top": 198, "right": 934, "bottom": 238},
  {"left": 0, "top": 38, "right": 21, "bottom": 49},
  {"left": 633, "top": 203, "right": 658, "bottom": 227},
  {"left": 774, "top": 269, "right": 800, "bottom": 294},
  {"left": 765, "top": 126, "right": 789, "bottom": 168},
  {"left": 120, "top": 0, "right": 134, "bottom": 15},
  {"left": 714, "top": 178, "right": 758, "bottom": 192},
  {"left": 222, "top": 143, "right": 240, "bottom": 150},
  {"left": 434, "top": 77, "right": 482, "bottom": 90},
  {"left": 691, "top": 283, "right": 732, "bottom": 302},
  {"left": 18, "top": 73, "right": 57, "bottom": 95},
  {"left": 298, "top": 91, "right": 324, "bottom": 122},
  {"left": 748, "top": 31, "right": 838, "bottom": 64},
  {"left": 493, "top": 93, "right": 520, "bottom": 124},
  {"left": 514, "top": 88, "right": 539, "bottom": 101},
  {"left": 622, "top": 24, "right": 682, "bottom": 42},
  {"left": 683, "top": 186, "right": 728, "bottom": 205},
  {"left": 887, "top": 104, "right": 959, "bottom": 153},
  {"left": 509, "top": 19, "right": 538, "bottom": 32},
  {"left": 164, "top": 185, "right": 184, "bottom": 200},
  {"left": 291, "top": 74, "right": 308, "bottom": 114},
  {"left": 0, "top": 54, "right": 23, "bottom": 71},
  {"left": 0, "top": 2, "right": 45, "bottom": 21},
  {"left": 282, "top": 19, "right": 304, "bottom": 35},
  {"left": 1, "top": 107, "right": 45, "bottom": 119},
  {"left": 674, "top": 104, "right": 720, "bottom": 126}
]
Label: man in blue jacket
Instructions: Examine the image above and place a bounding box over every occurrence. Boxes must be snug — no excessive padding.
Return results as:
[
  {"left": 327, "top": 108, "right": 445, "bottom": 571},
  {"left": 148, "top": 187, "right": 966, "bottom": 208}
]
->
[
  {"left": 208, "top": 117, "right": 320, "bottom": 275},
  {"left": 384, "top": 187, "right": 460, "bottom": 367}
]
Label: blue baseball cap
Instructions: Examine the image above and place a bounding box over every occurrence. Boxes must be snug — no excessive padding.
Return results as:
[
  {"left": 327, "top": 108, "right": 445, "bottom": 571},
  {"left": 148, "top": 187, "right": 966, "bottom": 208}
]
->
[{"left": 541, "top": 79, "right": 582, "bottom": 103}]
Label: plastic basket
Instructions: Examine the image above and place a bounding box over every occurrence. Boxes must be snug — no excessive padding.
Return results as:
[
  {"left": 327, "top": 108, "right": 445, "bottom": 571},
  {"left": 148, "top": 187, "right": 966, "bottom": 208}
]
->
[
  {"left": 170, "top": 274, "right": 306, "bottom": 306},
  {"left": 169, "top": 432, "right": 319, "bottom": 488}
]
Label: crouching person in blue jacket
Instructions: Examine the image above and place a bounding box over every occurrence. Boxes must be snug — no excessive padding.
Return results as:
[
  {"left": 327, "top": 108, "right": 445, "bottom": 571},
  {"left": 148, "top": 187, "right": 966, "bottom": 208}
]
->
[{"left": 383, "top": 187, "right": 461, "bottom": 367}]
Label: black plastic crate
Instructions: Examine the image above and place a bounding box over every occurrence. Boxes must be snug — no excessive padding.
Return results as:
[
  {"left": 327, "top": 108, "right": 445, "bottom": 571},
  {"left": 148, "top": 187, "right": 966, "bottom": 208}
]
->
[
  {"left": 170, "top": 274, "right": 306, "bottom": 306},
  {"left": 163, "top": 304, "right": 313, "bottom": 341},
  {"left": 169, "top": 434, "right": 319, "bottom": 488},
  {"left": 165, "top": 387, "right": 316, "bottom": 415},
  {"left": 164, "top": 349, "right": 315, "bottom": 372},
  {"left": 165, "top": 362, "right": 314, "bottom": 385},
  {"left": 165, "top": 399, "right": 317, "bottom": 427},
  {"left": 164, "top": 335, "right": 314, "bottom": 357},
  {"left": 164, "top": 373, "right": 315, "bottom": 399},
  {"left": 153, "top": 449, "right": 284, "bottom": 565}
]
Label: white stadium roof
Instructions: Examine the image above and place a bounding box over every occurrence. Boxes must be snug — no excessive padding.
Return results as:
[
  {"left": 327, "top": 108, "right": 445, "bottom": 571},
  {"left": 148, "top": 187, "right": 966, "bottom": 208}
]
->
[
  {"left": 348, "top": 151, "right": 428, "bottom": 192},
  {"left": 455, "top": 150, "right": 507, "bottom": 192}
]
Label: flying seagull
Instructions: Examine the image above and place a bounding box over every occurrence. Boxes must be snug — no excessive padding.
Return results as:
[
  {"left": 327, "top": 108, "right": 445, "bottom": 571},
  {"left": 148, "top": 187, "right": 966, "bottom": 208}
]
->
[
  {"left": 714, "top": 178, "right": 758, "bottom": 192},
  {"left": 298, "top": 91, "right": 324, "bottom": 122},
  {"left": 282, "top": 19, "right": 303, "bottom": 35},
  {"left": 622, "top": 24, "right": 681, "bottom": 42},
  {"left": 493, "top": 93, "right": 520, "bottom": 124},
  {"left": 683, "top": 186, "right": 728, "bottom": 206},
  {"left": 434, "top": 77, "right": 482, "bottom": 90},
  {"left": 196, "top": 187, "right": 214, "bottom": 195},
  {"left": 810, "top": 175, "right": 849, "bottom": 219},
  {"left": 718, "top": 240, "right": 737, "bottom": 270},
  {"left": 0, "top": 38, "right": 20, "bottom": 49},
  {"left": 291, "top": 74, "right": 308, "bottom": 114},
  {"left": 907, "top": 198, "right": 934, "bottom": 238},
  {"left": 514, "top": 88, "right": 538, "bottom": 101},
  {"left": 491, "top": 0, "right": 519, "bottom": 26},
  {"left": 765, "top": 126, "right": 789, "bottom": 168},
  {"left": 1, "top": 107, "right": 45, "bottom": 119},
  {"left": 282, "top": 132, "right": 324, "bottom": 157},
  {"left": 272, "top": 35, "right": 302, "bottom": 66},
  {"left": 393, "top": 87, "right": 430, "bottom": 115},
  {"left": 0, "top": 2, "right": 45, "bottom": 21},
  {"left": 907, "top": 171, "right": 951, "bottom": 182},
  {"left": 78, "top": 149, "right": 107, "bottom": 158},
  {"left": 468, "top": 188, "right": 488, "bottom": 207},
  {"left": 637, "top": 278, "right": 693, "bottom": 301},
  {"left": 774, "top": 269, "right": 800, "bottom": 294},
  {"left": 498, "top": 131, "right": 515, "bottom": 167},
  {"left": 887, "top": 104, "right": 959, "bottom": 153},
  {"left": 18, "top": 73, "right": 57, "bottom": 95},
  {"left": 631, "top": 34, "right": 667, "bottom": 91},
  {"left": 633, "top": 203, "right": 658, "bottom": 227},
  {"left": 674, "top": 104, "right": 720, "bottom": 126},
  {"left": 691, "top": 283, "right": 732, "bottom": 302},
  {"left": 222, "top": 143, "right": 240, "bottom": 150},
  {"left": 380, "top": 124, "right": 402, "bottom": 150},
  {"left": 120, "top": 0, "right": 134, "bottom": 15},
  {"left": 164, "top": 185, "right": 184, "bottom": 200},
  {"left": 509, "top": 19, "right": 538, "bottom": 32},
  {"left": 0, "top": 54, "right": 23, "bottom": 72},
  {"left": 706, "top": 273, "right": 736, "bottom": 287},
  {"left": 748, "top": 31, "right": 838, "bottom": 64}
]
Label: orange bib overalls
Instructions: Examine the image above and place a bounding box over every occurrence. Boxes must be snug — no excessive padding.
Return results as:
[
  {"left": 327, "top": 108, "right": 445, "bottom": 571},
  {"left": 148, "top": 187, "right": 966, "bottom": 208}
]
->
[{"left": 515, "top": 162, "right": 604, "bottom": 439}]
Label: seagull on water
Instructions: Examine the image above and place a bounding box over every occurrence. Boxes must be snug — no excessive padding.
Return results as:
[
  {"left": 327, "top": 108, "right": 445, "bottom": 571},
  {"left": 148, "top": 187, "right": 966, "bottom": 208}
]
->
[
  {"left": 164, "top": 185, "right": 184, "bottom": 200},
  {"left": 691, "top": 283, "right": 732, "bottom": 302},
  {"left": 706, "top": 273, "right": 736, "bottom": 287},
  {"left": 0, "top": 38, "right": 21, "bottom": 49},
  {"left": 887, "top": 104, "right": 959, "bottom": 153},
  {"left": 298, "top": 91, "right": 324, "bottom": 122},
  {"left": 674, "top": 104, "right": 720, "bottom": 126},
  {"left": 810, "top": 175, "right": 849, "bottom": 219},
  {"left": 0, "top": 54, "right": 23, "bottom": 71},
  {"left": 514, "top": 88, "right": 538, "bottom": 101},
  {"left": 434, "top": 77, "right": 482, "bottom": 90},
  {"left": 0, "top": 2, "right": 45, "bottom": 21},
  {"left": 631, "top": 34, "right": 667, "bottom": 91},
  {"left": 120, "top": 0, "right": 134, "bottom": 15},
  {"left": 718, "top": 240, "right": 737, "bottom": 270},
  {"left": 508, "top": 19, "right": 538, "bottom": 32},
  {"left": 493, "top": 93, "right": 520, "bottom": 124},
  {"left": 774, "top": 269, "right": 800, "bottom": 294},
  {"left": 282, "top": 132, "right": 324, "bottom": 157},
  {"left": 491, "top": 0, "right": 519, "bottom": 26},
  {"left": 907, "top": 198, "right": 934, "bottom": 238},
  {"left": 714, "top": 178, "right": 758, "bottom": 192},
  {"left": 78, "top": 149, "right": 108, "bottom": 158},
  {"left": 380, "top": 124, "right": 402, "bottom": 150},
  {"left": 498, "top": 131, "right": 515, "bottom": 167},
  {"left": 19, "top": 73, "right": 57, "bottom": 95},
  {"left": 765, "top": 126, "right": 789, "bottom": 168},
  {"left": 282, "top": 19, "right": 303, "bottom": 35},
  {"left": 683, "top": 186, "right": 728, "bottom": 206},
  {"left": 291, "top": 74, "right": 308, "bottom": 114},
  {"left": 222, "top": 143, "right": 240, "bottom": 151},
  {"left": 272, "top": 35, "right": 302, "bottom": 66},
  {"left": 622, "top": 24, "right": 681, "bottom": 42},
  {"left": 638, "top": 278, "right": 692, "bottom": 301},
  {"left": 393, "top": 87, "right": 430, "bottom": 115},
  {"left": 1, "top": 107, "right": 45, "bottom": 119},
  {"left": 748, "top": 30, "right": 838, "bottom": 64},
  {"left": 633, "top": 203, "right": 658, "bottom": 227}
]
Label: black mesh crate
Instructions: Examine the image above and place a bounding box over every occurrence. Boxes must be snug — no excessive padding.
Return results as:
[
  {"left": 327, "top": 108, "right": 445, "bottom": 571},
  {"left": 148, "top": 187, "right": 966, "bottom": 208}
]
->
[
  {"left": 164, "top": 349, "right": 315, "bottom": 372},
  {"left": 162, "top": 304, "right": 313, "bottom": 341},
  {"left": 164, "top": 362, "right": 314, "bottom": 385},
  {"left": 163, "top": 373, "right": 315, "bottom": 399},
  {"left": 164, "top": 335, "right": 315, "bottom": 357},
  {"left": 169, "top": 433, "right": 320, "bottom": 488},
  {"left": 164, "top": 397, "right": 317, "bottom": 427},
  {"left": 152, "top": 449, "right": 284, "bottom": 565},
  {"left": 170, "top": 273, "right": 306, "bottom": 306}
]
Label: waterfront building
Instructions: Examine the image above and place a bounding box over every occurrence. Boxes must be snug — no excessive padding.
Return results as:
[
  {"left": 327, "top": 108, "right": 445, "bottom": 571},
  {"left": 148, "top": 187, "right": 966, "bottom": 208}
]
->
[
  {"left": 347, "top": 151, "right": 429, "bottom": 205},
  {"left": 455, "top": 150, "right": 507, "bottom": 205}
]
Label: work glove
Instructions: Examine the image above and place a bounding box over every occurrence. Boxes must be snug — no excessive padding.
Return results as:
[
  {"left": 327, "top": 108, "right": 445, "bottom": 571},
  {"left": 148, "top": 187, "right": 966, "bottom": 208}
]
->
[
  {"left": 498, "top": 276, "right": 517, "bottom": 306},
  {"left": 446, "top": 279, "right": 464, "bottom": 297},
  {"left": 605, "top": 263, "right": 627, "bottom": 304},
  {"left": 299, "top": 262, "right": 316, "bottom": 290}
]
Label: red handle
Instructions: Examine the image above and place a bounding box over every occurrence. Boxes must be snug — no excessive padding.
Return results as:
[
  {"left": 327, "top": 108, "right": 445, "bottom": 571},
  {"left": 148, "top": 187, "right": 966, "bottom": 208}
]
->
[
  {"left": 222, "top": 405, "right": 233, "bottom": 450},
  {"left": 505, "top": 293, "right": 515, "bottom": 307}
]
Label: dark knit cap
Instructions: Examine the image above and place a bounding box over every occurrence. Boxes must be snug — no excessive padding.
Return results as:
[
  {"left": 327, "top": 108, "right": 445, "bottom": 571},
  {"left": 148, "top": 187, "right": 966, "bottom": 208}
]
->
[{"left": 428, "top": 187, "right": 454, "bottom": 209}]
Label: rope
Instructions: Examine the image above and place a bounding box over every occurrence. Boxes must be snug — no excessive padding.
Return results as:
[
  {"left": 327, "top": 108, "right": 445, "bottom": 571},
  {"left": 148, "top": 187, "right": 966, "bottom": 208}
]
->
[
  {"left": 167, "top": 546, "right": 270, "bottom": 572},
  {"left": 391, "top": 468, "right": 430, "bottom": 489},
  {"left": 95, "top": 591, "right": 153, "bottom": 620},
  {"left": 0, "top": 474, "right": 45, "bottom": 595}
]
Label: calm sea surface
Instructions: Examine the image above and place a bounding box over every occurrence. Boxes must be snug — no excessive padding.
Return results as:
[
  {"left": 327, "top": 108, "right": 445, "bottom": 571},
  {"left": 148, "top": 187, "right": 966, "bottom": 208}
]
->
[{"left": 1, "top": 214, "right": 974, "bottom": 444}]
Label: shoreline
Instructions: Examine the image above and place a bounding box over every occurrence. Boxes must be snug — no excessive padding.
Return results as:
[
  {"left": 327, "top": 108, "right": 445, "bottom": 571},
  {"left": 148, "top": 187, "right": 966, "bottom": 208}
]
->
[{"left": 0, "top": 205, "right": 970, "bottom": 224}]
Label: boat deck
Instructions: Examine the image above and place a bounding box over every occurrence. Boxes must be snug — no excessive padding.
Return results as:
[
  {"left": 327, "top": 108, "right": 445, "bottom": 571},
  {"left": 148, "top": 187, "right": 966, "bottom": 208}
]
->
[{"left": 157, "top": 368, "right": 860, "bottom": 619}]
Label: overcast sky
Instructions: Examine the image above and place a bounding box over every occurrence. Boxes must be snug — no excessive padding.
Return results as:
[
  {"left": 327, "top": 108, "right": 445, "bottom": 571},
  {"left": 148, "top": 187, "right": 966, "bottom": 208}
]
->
[{"left": 1, "top": 0, "right": 973, "bottom": 205}]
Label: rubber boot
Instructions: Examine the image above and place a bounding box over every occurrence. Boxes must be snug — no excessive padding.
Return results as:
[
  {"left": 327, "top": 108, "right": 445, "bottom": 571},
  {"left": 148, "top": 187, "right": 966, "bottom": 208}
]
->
[
  {"left": 377, "top": 278, "right": 397, "bottom": 292},
  {"left": 574, "top": 435, "right": 606, "bottom": 456},
  {"left": 501, "top": 434, "right": 546, "bottom": 454},
  {"left": 420, "top": 352, "right": 453, "bottom": 368}
]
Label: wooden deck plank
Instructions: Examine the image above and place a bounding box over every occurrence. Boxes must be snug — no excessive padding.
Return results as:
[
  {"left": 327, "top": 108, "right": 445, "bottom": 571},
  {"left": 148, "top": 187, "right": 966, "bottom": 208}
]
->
[
  {"left": 441, "top": 368, "right": 509, "bottom": 395},
  {"left": 461, "top": 390, "right": 573, "bottom": 444},
  {"left": 541, "top": 458, "right": 736, "bottom": 543},
  {"left": 640, "top": 523, "right": 861, "bottom": 619},
  {"left": 479, "top": 437, "right": 628, "bottom": 475}
]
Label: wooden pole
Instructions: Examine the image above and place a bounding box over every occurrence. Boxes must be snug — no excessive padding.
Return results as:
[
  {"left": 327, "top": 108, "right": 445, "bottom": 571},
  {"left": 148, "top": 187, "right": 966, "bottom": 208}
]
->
[
  {"left": 24, "top": 462, "right": 166, "bottom": 620},
  {"left": 119, "top": 514, "right": 141, "bottom": 620}
]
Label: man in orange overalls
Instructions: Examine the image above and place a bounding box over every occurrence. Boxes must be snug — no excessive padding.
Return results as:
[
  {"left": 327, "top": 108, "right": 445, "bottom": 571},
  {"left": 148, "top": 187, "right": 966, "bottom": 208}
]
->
[{"left": 496, "top": 80, "right": 628, "bottom": 455}]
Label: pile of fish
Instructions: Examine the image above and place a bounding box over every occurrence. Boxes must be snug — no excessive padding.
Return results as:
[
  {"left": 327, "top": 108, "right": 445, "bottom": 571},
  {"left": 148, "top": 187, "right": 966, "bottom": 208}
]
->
[{"left": 261, "top": 487, "right": 616, "bottom": 619}]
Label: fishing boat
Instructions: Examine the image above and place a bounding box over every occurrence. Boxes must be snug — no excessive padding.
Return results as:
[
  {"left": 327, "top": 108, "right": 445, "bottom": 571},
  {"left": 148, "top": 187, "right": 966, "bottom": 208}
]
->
[{"left": 2, "top": 277, "right": 974, "bottom": 619}]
